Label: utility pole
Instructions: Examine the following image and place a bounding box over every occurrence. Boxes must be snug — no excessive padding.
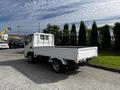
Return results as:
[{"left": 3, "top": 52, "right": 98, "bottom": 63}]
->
[
  {"left": 17, "top": 25, "right": 20, "bottom": 35},
  {"left": 38, "top": 22, "right": 40, "bottom": 33}
]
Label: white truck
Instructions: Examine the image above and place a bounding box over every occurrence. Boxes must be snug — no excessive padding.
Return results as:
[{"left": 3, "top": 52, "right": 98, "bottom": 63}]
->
[{"left": 24, "top": 33, "right": 98, "bottom": 72}]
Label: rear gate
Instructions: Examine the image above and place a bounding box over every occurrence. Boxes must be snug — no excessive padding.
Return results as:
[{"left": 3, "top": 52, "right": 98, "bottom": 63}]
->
[{"left": 77, "top": 47, "right": 98, "bottom": 63}]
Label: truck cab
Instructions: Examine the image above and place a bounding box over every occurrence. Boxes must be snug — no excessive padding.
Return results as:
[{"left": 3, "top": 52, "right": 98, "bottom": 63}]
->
[{"left": 24, "top": 33, "right": 54, "bottom": 58}]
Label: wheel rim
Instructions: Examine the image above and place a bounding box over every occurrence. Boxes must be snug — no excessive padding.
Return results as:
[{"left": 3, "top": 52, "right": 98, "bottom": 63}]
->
[
  {"left": 53, "top": 61, "right": 60, "bottom": 71},
  {"left": 28, "top": 55, "right": 32, "bottom": 61}
]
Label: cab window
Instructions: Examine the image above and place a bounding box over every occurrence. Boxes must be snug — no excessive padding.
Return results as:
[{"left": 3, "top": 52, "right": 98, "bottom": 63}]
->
[
  {"left": 40, "top": 35, "right": 49, "bottom": 40},
  {"left": 25, "top": 34, "right": 33, "bottom": 45}
]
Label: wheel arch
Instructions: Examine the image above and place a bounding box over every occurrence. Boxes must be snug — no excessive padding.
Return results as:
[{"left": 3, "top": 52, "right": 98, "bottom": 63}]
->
[
  {"left": 27, "top": 52, "right": 34, "bottom": 57},
  {"left": 49, "top": 57, "right": 67, "bottom": 65}
]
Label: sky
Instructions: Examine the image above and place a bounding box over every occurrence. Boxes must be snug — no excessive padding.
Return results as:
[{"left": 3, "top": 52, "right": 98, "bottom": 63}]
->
[{"left": 0, "top": 0, "right": 120, "bottom": 34}]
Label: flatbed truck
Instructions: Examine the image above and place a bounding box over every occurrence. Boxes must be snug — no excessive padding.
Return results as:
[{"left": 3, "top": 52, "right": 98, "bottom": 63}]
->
[{"left": 24, "top": 33, "right": 98, "bottom": 72}]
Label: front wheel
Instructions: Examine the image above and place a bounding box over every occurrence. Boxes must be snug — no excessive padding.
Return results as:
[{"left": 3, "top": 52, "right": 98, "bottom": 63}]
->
[
  {"left": 28, "top": 55, "right": 33, "bottom": 62},
  {"left": 52, "top": 60, "right": 64, "bottom": 73},
  {"left": 27, "top": 53, "right": 35, "bottom": 63}
]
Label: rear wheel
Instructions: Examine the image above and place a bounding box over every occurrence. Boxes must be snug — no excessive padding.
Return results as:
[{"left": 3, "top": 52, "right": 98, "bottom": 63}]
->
[{"left": 52, "top": 60, "right": 64, "bottom": 73}]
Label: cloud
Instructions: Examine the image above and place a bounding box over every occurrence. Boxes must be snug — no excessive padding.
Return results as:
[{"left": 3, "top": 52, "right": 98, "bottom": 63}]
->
[{"left": 0, "top": 0, "right": 120, "bottom": 33}]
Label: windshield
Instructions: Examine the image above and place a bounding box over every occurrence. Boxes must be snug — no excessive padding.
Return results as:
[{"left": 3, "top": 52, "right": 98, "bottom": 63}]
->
[{"left": 25, "top": 34, "right": 33, "bottom": 45}]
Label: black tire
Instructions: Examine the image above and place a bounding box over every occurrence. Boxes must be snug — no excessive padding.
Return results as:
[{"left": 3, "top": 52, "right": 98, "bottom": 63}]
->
[
  {"left": 27, "top": 53, "right": 35, "bottom": 63},
  {"left": 51, "top": 60, "right": 64, "bottom": 73},
  {"left": 66, "top": 61, "right": 79, "bottom": 70}
]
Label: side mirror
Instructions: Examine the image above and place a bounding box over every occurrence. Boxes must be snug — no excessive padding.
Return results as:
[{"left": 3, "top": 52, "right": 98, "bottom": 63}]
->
[{"left": 24, "top": 41, "right": 28, "bottom": 46}]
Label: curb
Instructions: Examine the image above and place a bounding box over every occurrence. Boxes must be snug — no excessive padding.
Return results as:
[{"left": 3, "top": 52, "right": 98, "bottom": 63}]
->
[{"left": 86, "top": 63, "right": 120, "bottom": 73}]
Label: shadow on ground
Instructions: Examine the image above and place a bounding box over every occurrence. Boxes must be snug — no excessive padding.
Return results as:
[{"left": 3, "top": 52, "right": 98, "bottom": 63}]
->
[
  {"left": 14, "top": 49, "right": 24, "bottom": 54},
  {"left": 0, "top": 59, "right": 80, "bottom": 84}
]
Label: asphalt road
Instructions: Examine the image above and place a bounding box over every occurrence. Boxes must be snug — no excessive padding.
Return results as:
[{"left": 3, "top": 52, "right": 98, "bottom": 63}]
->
[{"left": 0, "top": 49, "right": 120, "bottom": 90}]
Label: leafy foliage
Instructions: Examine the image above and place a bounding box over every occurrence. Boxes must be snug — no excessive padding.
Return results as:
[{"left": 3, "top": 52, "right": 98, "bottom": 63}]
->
[
  {"left": 101, "top": 25, "right": 111, "bottom": 50},
  {"left": 62, "top": 24, "right": 70, "bottom": 46},
  {"left": 43, "top": 24, "right": 61, "bottom": 45},
  {"left": 90, "top": 21, "right": 98, "bottom": 46},
  {"left": 70, "top": 24, "right": 77, "bottom": 46},
  {"left": 113, "top": 22, "right": 120, "bottom": 51},
  {"left": 78, "top": 21, "right": 87, "bottom": 46}
]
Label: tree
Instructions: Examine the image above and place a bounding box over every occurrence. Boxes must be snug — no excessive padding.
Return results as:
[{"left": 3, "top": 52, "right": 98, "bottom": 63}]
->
[
  {"left": 78, "top": 21, "right": 87, "bottom": 46},
  {"left": 113, "top": 22, "right": 120, "bottom": 51},
  {"left": 90, "top": 21, "right": 98, "bottom": 46},
  {"left": 101, "top": 25, "right": 111, "bottom": 50},
  {"left": 86, "top": 28, "right": 92, "bottom": 45},
  {"left": 43, "top": 24, "right": 60, "bottom": 34},
  {"left": 70, "top": 24, "right": 77, "bottom": 46},
  {"left": 57, "top": 30, "right": 63, "bottom": 46},
  {"left": 62, "top": 24, "right": 70, "bottom": 45},
  {"left": 43, "top": 24, "right": 60, "bottom": 45}
]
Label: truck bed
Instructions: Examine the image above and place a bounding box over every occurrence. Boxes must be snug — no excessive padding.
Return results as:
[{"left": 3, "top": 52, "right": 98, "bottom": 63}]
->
[
  {"left": 34, "top": 46, "right": 98, "bottom": 63},
  {"left": 55, "top": 46, "right": 87, "bottom": 48},
  {"left": 37, "top": 46, "right": 89, "bottom": 48}
]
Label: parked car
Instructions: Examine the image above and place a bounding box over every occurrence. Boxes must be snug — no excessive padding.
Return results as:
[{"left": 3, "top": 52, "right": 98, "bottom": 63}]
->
[
  {"left": 0, "top": 41, "right": 9, "bottom": 49},
  {"left": 18, "top": 41, "right": 24, "bottom": 48},
  {"left": 8, "top": 39, "right": 24, "bottom": 48}
]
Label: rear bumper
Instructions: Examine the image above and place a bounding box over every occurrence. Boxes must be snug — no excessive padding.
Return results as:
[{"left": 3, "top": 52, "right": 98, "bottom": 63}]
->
[
  {"left": 76, "top": 57, "right": 96, "bottom": 64},
  {"left": 63, "top": 58, "right": 92, "bottom": 70}
]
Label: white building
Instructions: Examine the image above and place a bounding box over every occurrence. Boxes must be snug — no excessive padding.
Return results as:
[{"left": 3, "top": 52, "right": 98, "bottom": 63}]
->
[{"left": 1, "top": 34, "right": 8, "bottom": 41}]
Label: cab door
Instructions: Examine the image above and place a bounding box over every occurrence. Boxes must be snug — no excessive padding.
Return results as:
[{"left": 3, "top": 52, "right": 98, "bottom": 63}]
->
[{"left": 24, "top": 34, "right": 33, "bottom": 57}]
